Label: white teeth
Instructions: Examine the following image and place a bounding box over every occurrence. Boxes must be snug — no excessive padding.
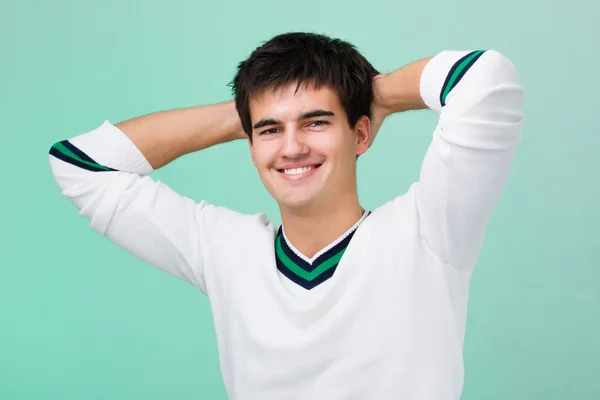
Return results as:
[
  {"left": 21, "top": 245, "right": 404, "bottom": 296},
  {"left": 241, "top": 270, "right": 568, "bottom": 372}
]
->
[{"left": 283, "top": 166, "right": 314, "bottom": 175}]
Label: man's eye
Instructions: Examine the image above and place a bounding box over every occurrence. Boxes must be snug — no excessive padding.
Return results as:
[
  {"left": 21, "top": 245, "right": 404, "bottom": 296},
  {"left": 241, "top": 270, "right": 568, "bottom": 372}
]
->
[
  {"left": 261, "top": 128, "right": 280, "bottom": 135},
  {"left": 309, "top": 120, "right": 329, "bottom": 128}
]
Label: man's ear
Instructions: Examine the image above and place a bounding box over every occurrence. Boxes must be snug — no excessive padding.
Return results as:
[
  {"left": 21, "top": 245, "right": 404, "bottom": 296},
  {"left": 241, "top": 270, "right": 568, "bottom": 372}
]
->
[
  {"left": 248, "top": 136, "right": 257, "bottom": 166},
  {"left": 354, "top": 115, "right": 370, "bottom": 157}
]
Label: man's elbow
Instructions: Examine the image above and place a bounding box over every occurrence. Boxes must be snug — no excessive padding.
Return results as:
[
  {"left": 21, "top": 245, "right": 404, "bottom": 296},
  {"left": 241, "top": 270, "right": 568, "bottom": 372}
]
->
[{"left": 481, "top": 50, "right": 521, "bottom": 88}]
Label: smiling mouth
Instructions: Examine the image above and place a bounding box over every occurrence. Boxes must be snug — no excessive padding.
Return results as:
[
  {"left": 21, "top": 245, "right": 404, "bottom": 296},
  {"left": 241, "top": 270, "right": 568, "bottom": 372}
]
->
[
  {"left": 276, "top": 164, "right": 322, "bottom": 179},
  {"left": 279, "top": 164, "right": 320, "bottom": 175}
]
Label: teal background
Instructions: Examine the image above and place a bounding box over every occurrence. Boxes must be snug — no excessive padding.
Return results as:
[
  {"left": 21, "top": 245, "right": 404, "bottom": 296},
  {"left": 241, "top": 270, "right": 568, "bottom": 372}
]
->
[{"left": 1, "top": 0, "right": 598, "bottom": 398}]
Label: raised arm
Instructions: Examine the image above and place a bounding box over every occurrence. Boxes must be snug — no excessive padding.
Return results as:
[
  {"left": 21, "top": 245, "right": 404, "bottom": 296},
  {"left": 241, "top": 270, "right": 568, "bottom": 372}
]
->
[
  {"left": 113, "top": 100, "right": 245, "bottom": 169},
  {"left": 374, "top": 50, "right": 525, "bottom": 272},
  {"left": 49, "top": 101, "right": 246, "bottom": 293}
]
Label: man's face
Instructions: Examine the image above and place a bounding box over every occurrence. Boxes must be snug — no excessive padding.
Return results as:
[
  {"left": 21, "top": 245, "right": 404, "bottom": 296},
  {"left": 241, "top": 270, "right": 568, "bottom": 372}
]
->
[{"left": 248, "top": 82, "right": 370, "bottom": 212}]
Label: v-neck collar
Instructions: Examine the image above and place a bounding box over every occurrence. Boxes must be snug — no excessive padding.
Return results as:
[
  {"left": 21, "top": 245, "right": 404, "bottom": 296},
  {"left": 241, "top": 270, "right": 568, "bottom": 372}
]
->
[{"left": 274, "top": 210, "right": 370, "bottom": 290}]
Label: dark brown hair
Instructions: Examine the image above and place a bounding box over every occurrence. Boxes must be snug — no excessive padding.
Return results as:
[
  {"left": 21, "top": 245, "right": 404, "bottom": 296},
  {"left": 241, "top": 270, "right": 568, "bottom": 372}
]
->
[{"left": 230, "top": 32, "right": 379, "bottom": 138}]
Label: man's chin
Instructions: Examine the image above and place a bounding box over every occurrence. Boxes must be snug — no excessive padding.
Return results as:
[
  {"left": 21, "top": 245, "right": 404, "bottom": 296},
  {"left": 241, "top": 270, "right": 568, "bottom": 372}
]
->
[{"left": 276, "top": 193, "right": 318, "bottom": 212}]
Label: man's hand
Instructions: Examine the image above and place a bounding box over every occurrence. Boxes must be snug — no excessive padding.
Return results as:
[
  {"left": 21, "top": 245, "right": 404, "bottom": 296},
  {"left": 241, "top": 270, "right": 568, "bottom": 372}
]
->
[
  {"left": 368, "top": 57, "right": 433, "bottom": 147},
  {"left": 369, "top": 73, "right": 395, "bottom": 147}
]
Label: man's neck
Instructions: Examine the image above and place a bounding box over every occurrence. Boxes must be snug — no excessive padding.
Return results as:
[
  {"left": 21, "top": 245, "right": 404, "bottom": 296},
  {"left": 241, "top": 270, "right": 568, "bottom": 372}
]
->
[{"left": 280, "top": 195, "right": 364, "bottom": 259}]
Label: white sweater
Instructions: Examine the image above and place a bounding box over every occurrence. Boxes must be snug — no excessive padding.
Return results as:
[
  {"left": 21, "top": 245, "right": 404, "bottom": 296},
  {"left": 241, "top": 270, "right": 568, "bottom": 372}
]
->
[{"left": 49, "top": 50, "right": 525, "bottom": 400}]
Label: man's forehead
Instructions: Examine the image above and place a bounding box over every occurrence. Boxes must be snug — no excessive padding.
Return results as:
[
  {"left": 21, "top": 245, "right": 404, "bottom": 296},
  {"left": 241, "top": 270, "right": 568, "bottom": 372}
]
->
[{"left": 250, "top": 82, "right": 341, "bottom": 120}]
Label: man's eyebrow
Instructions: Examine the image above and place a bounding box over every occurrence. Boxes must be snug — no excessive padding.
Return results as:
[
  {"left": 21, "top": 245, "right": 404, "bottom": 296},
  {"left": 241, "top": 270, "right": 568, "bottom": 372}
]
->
[
  {"left": 252, "top": 110, "right": 336, "bottom": 131},
  {"left": 298, "top": 109, "right": 335, "bottom": 120},
  {"left": 253, "top": 119, "right": 280, "bottom": 130}
]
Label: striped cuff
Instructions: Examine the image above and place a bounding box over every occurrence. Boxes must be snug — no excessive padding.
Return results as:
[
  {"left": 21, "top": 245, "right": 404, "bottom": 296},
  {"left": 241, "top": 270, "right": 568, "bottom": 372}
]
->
[
  {"left": 420, "top": 50, "right": 487, "bottom": 114},
  {"left": 49, "top": 121, "right": 154, "bottom": 175}
]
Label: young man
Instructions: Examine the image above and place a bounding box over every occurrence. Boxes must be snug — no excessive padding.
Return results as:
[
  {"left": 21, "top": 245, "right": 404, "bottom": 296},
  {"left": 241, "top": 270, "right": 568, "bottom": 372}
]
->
[{"left": 49, "top": 32, "right": 524, "bottom": 399}]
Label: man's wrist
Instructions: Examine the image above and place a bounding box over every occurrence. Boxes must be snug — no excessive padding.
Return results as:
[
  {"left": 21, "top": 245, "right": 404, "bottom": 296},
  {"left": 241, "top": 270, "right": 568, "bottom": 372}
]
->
[{"left": 375, "top": 56, "right": 432, "bottom": 114}]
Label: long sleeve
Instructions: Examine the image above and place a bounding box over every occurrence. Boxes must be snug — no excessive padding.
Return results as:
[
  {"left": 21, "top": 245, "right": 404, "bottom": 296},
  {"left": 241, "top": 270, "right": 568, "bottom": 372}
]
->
[
  {"left": 414, "top": 50, "right": 525, "bottom": 273},
  {"left": 48, "top": 121, "right": 214, "bottom": 294}
]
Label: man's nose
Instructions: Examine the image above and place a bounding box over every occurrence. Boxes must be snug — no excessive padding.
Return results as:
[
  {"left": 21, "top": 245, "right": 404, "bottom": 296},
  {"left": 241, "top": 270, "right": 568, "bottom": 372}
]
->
[{"left": 281, "top": 127, "right": 309, "bottom": 158}]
